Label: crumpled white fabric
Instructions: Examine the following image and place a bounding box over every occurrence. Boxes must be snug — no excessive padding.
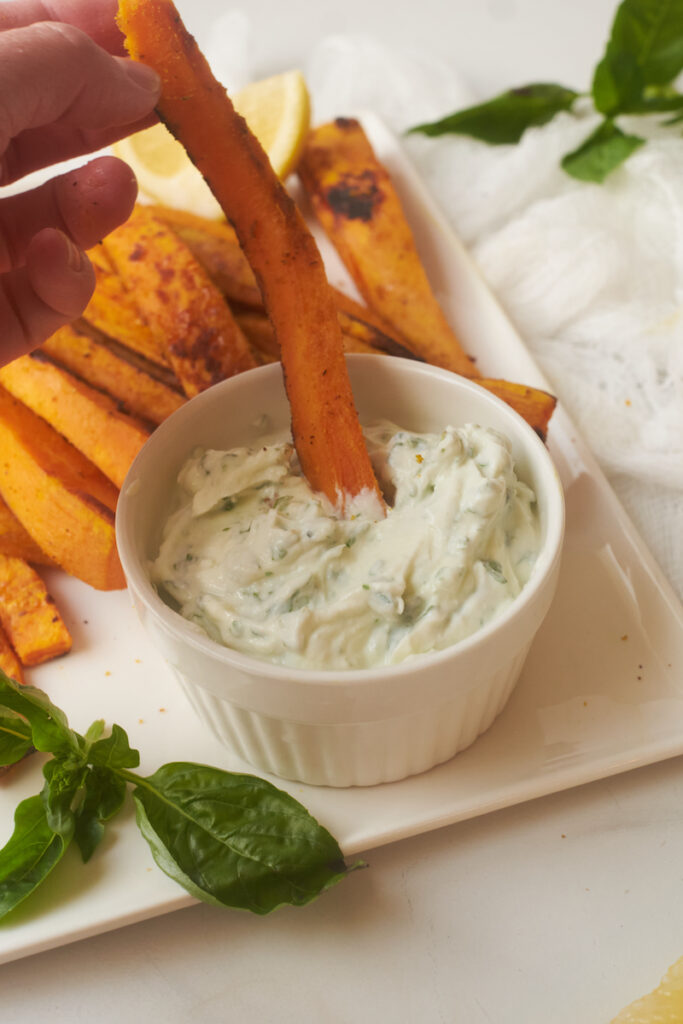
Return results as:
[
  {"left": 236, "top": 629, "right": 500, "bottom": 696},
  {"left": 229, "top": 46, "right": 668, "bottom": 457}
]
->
[{"left": 305, "top": 34, "right": 683, "bottom": 600}]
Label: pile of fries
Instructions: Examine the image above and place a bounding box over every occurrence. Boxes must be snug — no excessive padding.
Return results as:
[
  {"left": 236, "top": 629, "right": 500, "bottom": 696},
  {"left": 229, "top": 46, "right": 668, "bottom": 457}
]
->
[{"left": 0, "top": 0, "right": 556, "bottom": 678}]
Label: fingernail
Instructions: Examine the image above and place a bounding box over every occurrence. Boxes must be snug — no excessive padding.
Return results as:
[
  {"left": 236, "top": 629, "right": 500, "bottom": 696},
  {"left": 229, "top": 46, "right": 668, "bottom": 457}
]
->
[{"left": 123, "top": 60, "right": 161, "bottom": 95}]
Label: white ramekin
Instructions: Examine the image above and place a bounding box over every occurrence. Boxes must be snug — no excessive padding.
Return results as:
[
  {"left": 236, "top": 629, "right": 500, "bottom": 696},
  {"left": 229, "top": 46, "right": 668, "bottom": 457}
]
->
[{"left": 116, "top": 355, "right": 565, "bottom": 787}]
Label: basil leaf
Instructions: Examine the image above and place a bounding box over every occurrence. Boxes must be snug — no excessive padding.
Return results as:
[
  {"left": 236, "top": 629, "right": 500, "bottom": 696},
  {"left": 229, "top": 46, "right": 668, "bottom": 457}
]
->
[
  {"left": 624, "top": 84, "right": 683, "bottom": 112},
  {"left": 593, "top": 0, "right": 683, "bottom": 114},
  {"left": 0, "top": 794, "right": 72, "bottom": 920},
  {"left": 408, "top": 84, "right": 579, "bottom": 145},
  {"left": 83, "top": 719, "right": 105, "bottom": 747},
  {"left": 561, "top": 119, "right": 645, "bottom": 181},
  {"left": 0, "top": 672, "right": 81, "bottom": 758},
  {"left": 593, "top": 49, "right": 644, "bottom": 115},
  {"left": 74, "top": 767, "right": 127, "bottom": 863},
  {"left": 0, "top": 712, "right": 33, "bottom": 767},
  {"left": 42, "top": 758, "right": 86, "bottom": 837},
  {"left": 88, "top": 724, "right": 140, "bottom": 770},
  {"left": 130, "top": 763, "right": 354, "bottom": 914}
]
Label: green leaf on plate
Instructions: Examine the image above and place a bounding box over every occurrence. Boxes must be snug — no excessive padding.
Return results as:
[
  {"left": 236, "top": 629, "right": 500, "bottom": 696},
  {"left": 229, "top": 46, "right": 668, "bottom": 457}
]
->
[
  {"left": 408, "top": 83, "right": 580, "bottom": 145},
  {"left": 0, "top": 794, "right": 73, "bottom": 920},
  {"left": 74, "top": 767, "right": 128, "bottom": 863},
  {"left": 0, "top": 672, "right": 81, "bottom": 759},
  {"left": 41, "top": 758, "right": 86, "bottom": 837},
  {"left": 592, "top": 0, "right": 683, "bottom": 114},
  {"left": 0, "top": 711, "right": 33, "bottom": 767},
  {"left": 83, "top": 719, "right": 105, "bottom": 748},
  {"left": 561, "top": 119, "right": 645, "bottom": 181},
  {"left": 130, "top": 762, "right": 358, "bottom": 914},
  {"left": 88, "top": 723, "right": 140, "bottom": 771}
]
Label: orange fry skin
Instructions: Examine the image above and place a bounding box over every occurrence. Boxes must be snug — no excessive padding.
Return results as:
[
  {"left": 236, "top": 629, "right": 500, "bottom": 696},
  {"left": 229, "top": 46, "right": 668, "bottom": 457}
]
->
[
  {"left": 103, "top": 206, "right": 257, "bottom": 399},
  {"left": 41, "top": 326, "right": 186, "bottom": 427},
  {"left": 117, "top": 0, "right": 383, "bottom": 514},
  {"left": 0, "top": 388, "right": 124, "bottom": 592},
  {"left": 477, "top": 379, "right": 557, "bottom": 443},
  {"left": 84, "top": 243, "right": 170, "bottom": 368},
  {"left": 298, "top": 118, "right": 479, "bottom": 379},
  {"left": 0, "top": 555, "right": 72, "bottom": 667},
  {"left": 0, "top": 352, "right": 151, "bottom": 489},
  {"left": 0, "top": 622, "right": 24, "bottom": 684}
]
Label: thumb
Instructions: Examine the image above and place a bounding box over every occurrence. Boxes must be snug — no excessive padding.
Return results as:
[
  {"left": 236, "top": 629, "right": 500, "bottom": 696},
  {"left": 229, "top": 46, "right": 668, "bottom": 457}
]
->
[{"left": 1, "top": 228, "right": 95, "bottom": 362}]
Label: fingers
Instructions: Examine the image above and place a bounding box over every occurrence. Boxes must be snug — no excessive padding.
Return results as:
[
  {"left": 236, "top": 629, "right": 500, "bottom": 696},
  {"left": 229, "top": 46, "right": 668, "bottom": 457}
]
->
[
  {"left": 0, "top": 154, "right": 138, "bottom": 356},
  {"left": 0, "top": 228, "right": 95, "bottom": 362},
  {"left": 0, "top": 1, "right": 152, "bottom": 359},
  {"left": 0, "top": 22, "right": 160, "bottom": 182},
  {"left": 0, "top": 155, "right": 138, "bottom": 272},
  {"left": 0, "top": 0, "right": 125, "bottom": 54}
]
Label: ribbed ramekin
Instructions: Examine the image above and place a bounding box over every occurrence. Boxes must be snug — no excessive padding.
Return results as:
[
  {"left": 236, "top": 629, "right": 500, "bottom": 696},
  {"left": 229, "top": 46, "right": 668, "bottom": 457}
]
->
[{"left": 116, "top": 356, "right": 564, "bottom": 787}]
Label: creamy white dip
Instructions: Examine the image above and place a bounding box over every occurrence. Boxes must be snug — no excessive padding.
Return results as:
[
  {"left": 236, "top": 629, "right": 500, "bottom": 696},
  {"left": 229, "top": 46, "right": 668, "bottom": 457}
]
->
[{"left": 151, "top": 421, "right": 540, "bottom": 670}]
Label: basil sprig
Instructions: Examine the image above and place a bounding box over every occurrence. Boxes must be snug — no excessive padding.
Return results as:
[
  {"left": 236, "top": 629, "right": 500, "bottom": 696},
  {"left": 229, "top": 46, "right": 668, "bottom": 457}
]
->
[
  {"left": 409, "top": 0, "right": 683, "bottom": 182},
  {"left": 0, "top": 672, "right": 358, "bottom": 920}
]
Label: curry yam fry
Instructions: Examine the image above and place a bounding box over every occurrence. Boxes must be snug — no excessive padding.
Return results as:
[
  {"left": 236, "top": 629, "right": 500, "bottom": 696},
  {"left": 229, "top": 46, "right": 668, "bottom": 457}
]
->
[
  {"left": 84, "top": 243, "right": 170, "bottom": 368},
  {"left": 298, "top": 117, "right": 478, "bottom": 378},
  {"left": 0, "top": 387, "right": 123, "bottom": 591},
  {"left": 117, "top": 0, "right": 383, "bottom": 512},
  {"left": 0, "top": 353, "right": 150, "bottom": 489},
  {"left": 103, "top": 206, "right": 257, "bottom": 398},
  {"left": 0, "top": 555, "right": 72, "bottom": 666},
  {"left": 41, "top": 326, "right": 186, "bottom": 427}
]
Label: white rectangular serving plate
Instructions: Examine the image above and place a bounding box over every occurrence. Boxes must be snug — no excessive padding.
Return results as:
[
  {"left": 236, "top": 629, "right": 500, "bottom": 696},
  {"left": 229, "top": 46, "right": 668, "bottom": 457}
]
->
[{"left": 1, "top": 112, "right": 682, "bottom": 966}]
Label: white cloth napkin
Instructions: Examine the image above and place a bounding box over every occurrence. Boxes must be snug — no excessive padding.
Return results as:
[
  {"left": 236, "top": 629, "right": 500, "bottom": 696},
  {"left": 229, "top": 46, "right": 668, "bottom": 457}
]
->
[{"left": 305, "top": 34, "right": 683, "bottom": 601}]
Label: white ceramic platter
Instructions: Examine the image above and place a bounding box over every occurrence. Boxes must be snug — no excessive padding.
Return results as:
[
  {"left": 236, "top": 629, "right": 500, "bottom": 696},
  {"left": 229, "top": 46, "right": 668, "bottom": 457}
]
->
[{"left": 0, "top": 112, "right": 681, "bottom": 965}]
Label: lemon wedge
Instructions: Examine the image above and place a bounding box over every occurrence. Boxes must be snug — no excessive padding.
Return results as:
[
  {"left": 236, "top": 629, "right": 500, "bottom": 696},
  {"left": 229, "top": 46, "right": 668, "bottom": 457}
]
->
[
  {"left": 233, "top": 68, "right": 311, "bottom": 179},
  {"left": 611, "top": 955, "right": 683, "bottom": 1022},
  {"left": 113, "top": 69, "right": 311, "bottom": 219}
]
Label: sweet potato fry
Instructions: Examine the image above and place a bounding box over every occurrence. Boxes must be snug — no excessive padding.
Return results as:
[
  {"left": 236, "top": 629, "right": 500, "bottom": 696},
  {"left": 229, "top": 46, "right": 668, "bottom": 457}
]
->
[
  {"left": 0, "top": 555, "right": 72, "bottom": 666},
  {"left": 232, "top": 312, "right": 279, "bottom": 362},
  {"left": 0, "top": 623, "right": 24, "bottom": 684},
  {"left": 41, "top": 326, "right": 186, "bottom": 427},
  {"left": 84, "top": 244, "right": 170, "bottom": 368},
  {"left": 0, "top": 387, "right": 123, "bottom": 591},
  {"left": 145, "top": 204, "right": 421, "bottom": 364},
  {"left": 148, "top": 204, "right": 418, "bottom": 361},
  {"left": 298, "top": 118, "right": 478, "bottom": 377},
  {"left": 0, "top": 496, "right": 55, "bottom": 567},
  {"left": 236, "top": 309, "right": 382, "bottom": 362},
  {"left": 147, "top": 205, "right": 264, "bottom": 308},
  {"left": 103, "top": 206, "right": 257, "bottom": 398},
  {"left": 74, "top": 321, "right": 183, "bottom": 393},
  {"left": 117, "top": 0, "right": 383, "bottom": 513},
  {"left": 476, "top": 379, "right": 557, "bottom": 443},
  {"left": 333, "top": 295, "right": 421, "bottom": 360},
  {"left": 0, "top": 353, "right": 151, "bottom": 489}
]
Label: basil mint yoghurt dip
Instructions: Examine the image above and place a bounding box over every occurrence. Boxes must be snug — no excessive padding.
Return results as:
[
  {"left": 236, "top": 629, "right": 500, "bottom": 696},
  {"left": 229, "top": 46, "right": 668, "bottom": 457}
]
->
[{"left": 151, "top": 420, "right": 540, "bottom": 670}]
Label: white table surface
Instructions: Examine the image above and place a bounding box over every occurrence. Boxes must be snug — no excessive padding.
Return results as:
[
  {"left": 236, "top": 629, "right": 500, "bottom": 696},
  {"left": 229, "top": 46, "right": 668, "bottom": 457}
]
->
[{"left": 3, "top": 1, "right": 682, "bottom": 1021}]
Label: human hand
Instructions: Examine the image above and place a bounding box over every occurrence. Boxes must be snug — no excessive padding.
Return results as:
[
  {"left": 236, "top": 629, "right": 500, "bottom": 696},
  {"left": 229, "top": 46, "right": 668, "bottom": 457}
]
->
[{"left": 0, "top": 0, "right": 161, "bottom": 361}]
